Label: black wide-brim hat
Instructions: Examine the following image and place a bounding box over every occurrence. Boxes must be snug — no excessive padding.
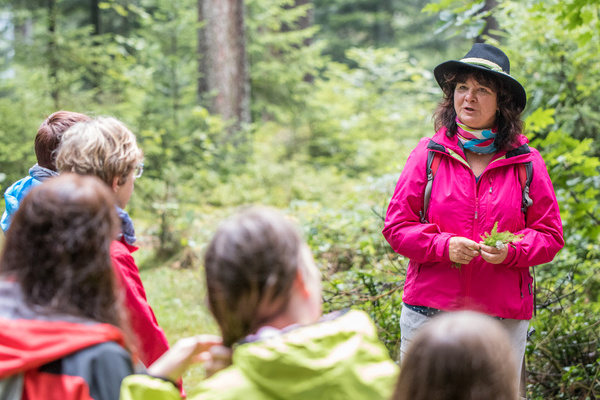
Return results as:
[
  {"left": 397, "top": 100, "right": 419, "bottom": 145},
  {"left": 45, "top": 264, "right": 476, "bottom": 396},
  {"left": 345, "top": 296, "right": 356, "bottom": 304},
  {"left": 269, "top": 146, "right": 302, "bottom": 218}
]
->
[{"left": 433, "top": 43, "right": 527, "bottom": 111}]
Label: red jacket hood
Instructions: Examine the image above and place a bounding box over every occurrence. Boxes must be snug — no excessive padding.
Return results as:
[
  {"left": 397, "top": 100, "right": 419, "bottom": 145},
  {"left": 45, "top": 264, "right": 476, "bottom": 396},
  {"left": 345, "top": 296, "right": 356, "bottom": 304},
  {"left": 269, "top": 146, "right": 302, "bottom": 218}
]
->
[{"left": 0, "top": 318, "right": 125, "bottom": 378}]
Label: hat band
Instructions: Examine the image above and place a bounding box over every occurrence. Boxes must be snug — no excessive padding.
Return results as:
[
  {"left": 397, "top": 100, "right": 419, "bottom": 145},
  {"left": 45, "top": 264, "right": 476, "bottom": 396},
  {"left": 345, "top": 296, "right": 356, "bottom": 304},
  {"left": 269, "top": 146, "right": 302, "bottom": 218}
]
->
[{"left": 460, "top": 57, "right": 506, "bottom": 74}]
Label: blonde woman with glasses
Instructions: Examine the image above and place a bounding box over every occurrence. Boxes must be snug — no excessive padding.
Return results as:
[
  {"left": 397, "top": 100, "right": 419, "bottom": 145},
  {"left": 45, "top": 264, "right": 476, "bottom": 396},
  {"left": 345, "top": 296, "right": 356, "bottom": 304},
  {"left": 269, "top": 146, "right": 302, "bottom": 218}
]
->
[{"left": 56, "top": 117, "right": 171, "bottom": 375}]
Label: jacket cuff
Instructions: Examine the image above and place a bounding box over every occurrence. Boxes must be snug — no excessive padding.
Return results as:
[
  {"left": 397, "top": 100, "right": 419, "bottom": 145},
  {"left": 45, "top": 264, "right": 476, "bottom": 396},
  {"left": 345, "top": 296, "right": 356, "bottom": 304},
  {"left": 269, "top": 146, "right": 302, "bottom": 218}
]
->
[
  {"left": 148, "top": 374, "right": 178, "bottom": 387},
  {"left": 437, "top": 233, "right": 455, "bottom": 262},
  {"left": 120, "top": 374, "right": 182, "bottom": 400},
  {"left": 504, "top": 242, "right": 519, "bottom": 267}
]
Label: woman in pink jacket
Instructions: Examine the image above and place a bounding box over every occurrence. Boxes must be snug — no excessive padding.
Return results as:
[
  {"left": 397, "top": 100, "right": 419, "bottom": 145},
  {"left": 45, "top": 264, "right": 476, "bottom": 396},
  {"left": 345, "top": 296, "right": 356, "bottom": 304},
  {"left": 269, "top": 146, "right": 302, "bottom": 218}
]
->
[{"left": 383, "top": 44, "right": 564, "bottom": 386}]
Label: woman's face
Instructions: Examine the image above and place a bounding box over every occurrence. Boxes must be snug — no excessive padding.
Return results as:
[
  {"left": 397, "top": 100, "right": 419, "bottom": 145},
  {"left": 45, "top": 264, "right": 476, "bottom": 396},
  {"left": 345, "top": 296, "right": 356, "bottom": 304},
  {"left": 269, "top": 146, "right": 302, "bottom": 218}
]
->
[{"left": 454, "top": 76, "right": 498, "bottom": 129}]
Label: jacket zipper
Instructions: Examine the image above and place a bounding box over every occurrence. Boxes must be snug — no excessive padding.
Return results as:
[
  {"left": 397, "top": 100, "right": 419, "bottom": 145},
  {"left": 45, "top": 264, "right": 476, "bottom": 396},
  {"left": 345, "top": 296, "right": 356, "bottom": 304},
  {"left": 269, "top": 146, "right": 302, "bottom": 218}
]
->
[
  {"left": 465, "top": 170, "right": 480, "bottom": 309},
  {"left": 519, "top": 272, "right": 524, "bottom": 298}
]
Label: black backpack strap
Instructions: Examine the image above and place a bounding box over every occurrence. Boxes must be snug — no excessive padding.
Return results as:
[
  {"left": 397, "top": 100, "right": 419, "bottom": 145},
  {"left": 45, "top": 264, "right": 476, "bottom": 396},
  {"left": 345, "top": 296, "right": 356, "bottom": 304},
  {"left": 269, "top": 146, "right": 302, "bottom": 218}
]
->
[
  {"left": 521, "top": 161, "right": 533, "bottom": 215},
  {"left": 507, "top": 143, "right": 536, "bottom": 316},
  {"left": 420, "top": 140, "right": 445, "bottom": 224},
  {"left": 507, "top": 143, "right": 534, "bottom": 216},
  {"left": 420, "top": 151, "right": 436, "bottom": 224}
]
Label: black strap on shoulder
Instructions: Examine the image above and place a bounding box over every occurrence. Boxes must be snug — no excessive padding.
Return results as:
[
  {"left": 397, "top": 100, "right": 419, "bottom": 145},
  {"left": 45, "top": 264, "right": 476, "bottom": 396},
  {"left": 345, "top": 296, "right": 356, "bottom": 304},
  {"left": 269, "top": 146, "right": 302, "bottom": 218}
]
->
[
  {"left": 420, "top": 151, "right": 435, "bottom": 224},
  {"left": 521, "top": 161, "right": 533, "bottom": 215},
  {"left": 506, "top": 143, "right": 536, "bottom": 316},
  {"left": 506, "top": 143, "right": 534, "bottom": 216},
  {"left": 420, "top": 140, "right": 446, "bottom": 224}
]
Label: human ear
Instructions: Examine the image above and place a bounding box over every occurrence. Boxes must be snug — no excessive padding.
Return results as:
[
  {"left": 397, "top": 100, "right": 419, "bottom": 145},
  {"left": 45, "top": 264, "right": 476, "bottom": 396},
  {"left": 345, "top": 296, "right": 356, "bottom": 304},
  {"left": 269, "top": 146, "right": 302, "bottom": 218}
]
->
[
  {"left": 111, "top": 176, "right": 121, "bottom": 193},
  {"left": 294, "top": 268, "right": 311, "bottom": 299}
]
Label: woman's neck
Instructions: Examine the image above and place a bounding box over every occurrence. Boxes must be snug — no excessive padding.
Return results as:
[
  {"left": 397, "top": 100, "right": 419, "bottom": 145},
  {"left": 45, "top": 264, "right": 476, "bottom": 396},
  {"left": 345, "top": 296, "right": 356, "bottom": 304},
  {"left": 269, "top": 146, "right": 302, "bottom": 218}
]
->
[{"left": 464, "top": 150, "right": 495, "bottom": 177}]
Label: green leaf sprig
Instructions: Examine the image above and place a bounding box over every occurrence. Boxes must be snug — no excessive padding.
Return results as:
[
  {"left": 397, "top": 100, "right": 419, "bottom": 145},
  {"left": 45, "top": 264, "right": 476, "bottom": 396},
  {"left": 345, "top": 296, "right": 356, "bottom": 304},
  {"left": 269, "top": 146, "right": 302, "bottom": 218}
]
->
[
  {"left": 452, "top": 222, "right": 524, "bottom": 269},
  {"left": 480, "top": 221, "right": 524, "bottom": 247}
]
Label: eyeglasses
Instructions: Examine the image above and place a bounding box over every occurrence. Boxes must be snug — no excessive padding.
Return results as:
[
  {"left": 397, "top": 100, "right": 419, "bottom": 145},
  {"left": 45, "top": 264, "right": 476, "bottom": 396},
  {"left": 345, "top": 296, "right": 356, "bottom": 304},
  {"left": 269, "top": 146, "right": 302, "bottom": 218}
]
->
[{"left": 133, "top": 163, "right": 144, "bottom": 179}]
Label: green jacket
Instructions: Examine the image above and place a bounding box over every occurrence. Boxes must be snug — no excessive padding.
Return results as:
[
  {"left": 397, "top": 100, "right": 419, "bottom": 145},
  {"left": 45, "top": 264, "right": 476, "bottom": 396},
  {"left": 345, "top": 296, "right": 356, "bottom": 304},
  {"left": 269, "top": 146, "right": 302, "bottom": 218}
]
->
[{"left": 120, "top": 310, "right": 399, "bottom": 400}]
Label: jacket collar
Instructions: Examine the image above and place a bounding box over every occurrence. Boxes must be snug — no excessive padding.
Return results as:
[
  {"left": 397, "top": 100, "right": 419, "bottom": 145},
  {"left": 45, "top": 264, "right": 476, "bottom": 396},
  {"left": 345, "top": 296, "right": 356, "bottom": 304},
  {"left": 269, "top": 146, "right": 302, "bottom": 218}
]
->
[
  {"left": 116, "top": 237, "right": 139, "bottom": 253},
  {"left": 431, "top": 127, "right": 533, "bottom": 168}
]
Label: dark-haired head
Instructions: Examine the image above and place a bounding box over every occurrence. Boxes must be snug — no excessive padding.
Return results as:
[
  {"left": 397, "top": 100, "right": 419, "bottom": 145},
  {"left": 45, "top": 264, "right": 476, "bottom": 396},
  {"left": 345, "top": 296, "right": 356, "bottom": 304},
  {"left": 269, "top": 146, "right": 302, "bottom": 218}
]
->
[
  {"left": 393, "top": 311, "right": 518, "bottom": 400},
  {"left": 35, "top": 111, "right": 91, "bottom": 171},
  {"left": 204, "top": 207, "right": 322, "bottom": 347},
  {"left": 0, "top": 173, "right": 121, "bottom": 326},
  {"left": 433, "top": 69, "right": 524, "bottom": 152}
]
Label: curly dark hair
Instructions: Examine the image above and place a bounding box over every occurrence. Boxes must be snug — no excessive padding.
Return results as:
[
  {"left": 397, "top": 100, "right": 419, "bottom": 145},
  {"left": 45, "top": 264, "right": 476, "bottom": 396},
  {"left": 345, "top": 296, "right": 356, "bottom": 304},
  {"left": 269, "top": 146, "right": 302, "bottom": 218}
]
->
[
  {"left": 433, "top": 69, "right": 524, "bottom": 152},
  {"left": 0, "top": 174, "right": 122, "bottom": 327}
]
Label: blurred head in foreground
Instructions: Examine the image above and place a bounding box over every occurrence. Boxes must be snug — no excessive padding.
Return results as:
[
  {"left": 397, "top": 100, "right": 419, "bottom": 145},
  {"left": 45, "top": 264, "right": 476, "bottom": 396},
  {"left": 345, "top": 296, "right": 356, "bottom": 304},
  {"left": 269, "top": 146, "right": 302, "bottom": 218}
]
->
[
  {"left": 0, "top": 173, "right": 122, "bottom": 326},
  {"left": 204, "top": 207, "right": 322, "bottom": 347},
  {"left": 393, "top": 311, "right": 518, "bottom": 400}
]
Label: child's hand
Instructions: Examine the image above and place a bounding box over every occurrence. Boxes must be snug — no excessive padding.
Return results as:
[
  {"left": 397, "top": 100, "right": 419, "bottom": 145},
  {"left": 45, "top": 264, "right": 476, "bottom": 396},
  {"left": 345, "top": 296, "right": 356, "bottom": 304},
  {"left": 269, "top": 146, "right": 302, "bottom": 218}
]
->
[
  {"left": 202, "top": 343, "right": 233, "bottom": 378},
  {"left": 148, "top": 334, "right": 229, "bottom": 382}
]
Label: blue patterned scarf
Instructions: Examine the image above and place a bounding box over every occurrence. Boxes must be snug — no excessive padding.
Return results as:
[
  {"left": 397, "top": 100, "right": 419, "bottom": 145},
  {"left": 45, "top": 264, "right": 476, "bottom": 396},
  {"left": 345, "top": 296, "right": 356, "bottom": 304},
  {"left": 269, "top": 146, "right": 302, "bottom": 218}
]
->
[
  {"left": 456, "top": 117, "right": 498, "bottom": 154},
  {"left": 29, "top": 164, "right": 58, "bottom": 181},
  {"left": 116, "top": 206, "right": 137, "bottom": 245}
]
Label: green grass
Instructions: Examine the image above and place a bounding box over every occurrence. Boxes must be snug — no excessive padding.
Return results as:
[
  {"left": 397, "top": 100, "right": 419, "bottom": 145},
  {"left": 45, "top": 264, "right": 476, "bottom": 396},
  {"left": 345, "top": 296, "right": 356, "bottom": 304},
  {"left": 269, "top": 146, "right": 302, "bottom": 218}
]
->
[{"left": 139, "top": 259, "right": 218, "bottom": 390}]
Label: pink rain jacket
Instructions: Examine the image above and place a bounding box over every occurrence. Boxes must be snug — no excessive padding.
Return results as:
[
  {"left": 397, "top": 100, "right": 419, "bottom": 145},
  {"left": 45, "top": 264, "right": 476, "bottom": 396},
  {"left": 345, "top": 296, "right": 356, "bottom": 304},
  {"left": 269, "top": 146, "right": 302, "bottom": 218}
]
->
[{"left": 383, "top": 128, "right": 564, "bottom": 320}]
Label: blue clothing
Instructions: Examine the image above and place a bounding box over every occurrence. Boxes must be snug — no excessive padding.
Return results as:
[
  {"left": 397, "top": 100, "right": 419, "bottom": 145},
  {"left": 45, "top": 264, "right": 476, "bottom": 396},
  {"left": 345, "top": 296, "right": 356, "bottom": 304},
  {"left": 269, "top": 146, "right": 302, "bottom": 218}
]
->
[
  {"left": 1, "top": 164, "right": 58, "bottom": 233},
  {"left": 116, "top": 206, "right": 137, "bottom": 245}
]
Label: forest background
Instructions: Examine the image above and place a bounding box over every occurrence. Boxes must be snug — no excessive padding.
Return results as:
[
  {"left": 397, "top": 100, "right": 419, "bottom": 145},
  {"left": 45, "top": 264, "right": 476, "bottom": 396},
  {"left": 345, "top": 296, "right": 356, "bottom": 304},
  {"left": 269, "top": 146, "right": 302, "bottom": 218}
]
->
[{"left": 0, "top": 0, "right": 598, "bottom": 398}]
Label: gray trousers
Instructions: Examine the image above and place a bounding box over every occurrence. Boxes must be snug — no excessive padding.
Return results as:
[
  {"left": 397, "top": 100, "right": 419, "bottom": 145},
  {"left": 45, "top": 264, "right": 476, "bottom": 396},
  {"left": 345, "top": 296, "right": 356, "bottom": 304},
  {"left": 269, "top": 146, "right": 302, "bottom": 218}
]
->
[{"left": 399, "top": 304, "right": 529, "bottom": 392}]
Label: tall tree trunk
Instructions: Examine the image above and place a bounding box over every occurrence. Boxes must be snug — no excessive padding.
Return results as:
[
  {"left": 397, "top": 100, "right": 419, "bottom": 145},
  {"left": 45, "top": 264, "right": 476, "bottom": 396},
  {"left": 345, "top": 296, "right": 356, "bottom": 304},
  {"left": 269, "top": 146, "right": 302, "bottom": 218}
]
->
[
  {"left": 13, "top": 11, "right": 33, "bottom": 63},
  {"left": 281, "top": 0, "right": 314, "bottom": 83},
  {"left": 91, "top": 0, "right": 100, "bottom": 35},
  {"left": 374, "top": 0, "right": 393, "bottom": 45},
  {"left": 476, "top": 0, "right": 501, "bottom": 43},
  {"left": 197, "top": 0, "right": 208, "bottom": 99},
  {"left": 197, "top": 0, "right": 250, "bottom": 145},
  {"left": 47, "top": 0, "right": 59, "bottom": 109}
]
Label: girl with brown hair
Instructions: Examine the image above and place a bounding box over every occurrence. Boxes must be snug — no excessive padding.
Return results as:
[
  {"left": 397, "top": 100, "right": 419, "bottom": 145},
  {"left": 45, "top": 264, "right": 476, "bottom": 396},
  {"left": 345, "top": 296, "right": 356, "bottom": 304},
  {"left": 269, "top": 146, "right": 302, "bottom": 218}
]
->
[
  {"left": 393, "top": 311, "right": 518, "bottom": 400},
  {"left": 1, "top": 110, "right": 90, "bottom": 233},
  {"left": 0, "top": 174, "right": 135, "bottom": 400},
  {"left": 121, "top": 207, "right": 399, "bottom": 400}
]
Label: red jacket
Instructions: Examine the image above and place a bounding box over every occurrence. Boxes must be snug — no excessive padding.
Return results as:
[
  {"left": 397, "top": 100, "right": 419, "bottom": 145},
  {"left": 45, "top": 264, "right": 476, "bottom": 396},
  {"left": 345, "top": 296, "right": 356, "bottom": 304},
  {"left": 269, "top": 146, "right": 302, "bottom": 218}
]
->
[
  {"left": 111, "top": 239, "right": 170, "bottom": 367},
  {"left": 0, "top": 318, "right": 131, "bottom": 400},
  {"left": 383, "top": 128, "right": 564, "bottom": 320}
]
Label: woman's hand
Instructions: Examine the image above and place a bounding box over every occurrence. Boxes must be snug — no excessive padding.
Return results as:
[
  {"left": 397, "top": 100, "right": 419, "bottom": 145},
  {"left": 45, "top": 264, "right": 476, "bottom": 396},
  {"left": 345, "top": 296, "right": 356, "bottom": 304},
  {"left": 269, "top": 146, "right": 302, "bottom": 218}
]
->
[
  {"left": 449, "top": 237, "right": 481, "bottom": 264},
  {"left": 147, "top": 334, "right": 231, "bottom": 383},
  {"left": 479, "top": 243, "right": 508, "bottom": 264}
]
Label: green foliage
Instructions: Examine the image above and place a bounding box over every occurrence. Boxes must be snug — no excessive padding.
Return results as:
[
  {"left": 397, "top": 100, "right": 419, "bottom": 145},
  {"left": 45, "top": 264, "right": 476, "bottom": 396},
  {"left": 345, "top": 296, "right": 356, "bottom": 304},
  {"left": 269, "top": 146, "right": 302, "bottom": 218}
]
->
[
  {"left": 302, "top": 47, "right": 435, "bottom": 175},
  {"left": 480, "top": 221, "right": 524, "bottom": 247},
  {"left": 313, "top": 0, "right": 398, "bottom": 63},
  {"left": 499, "top": 0, "right": 600, "bottom": 147},
  {"left": 1, "top": 1, "right": 599, "bottom": 396},
  {"left": 314, "top": 0, "right": 465, "bottom": 65},
  {"left": 288, "top": 173, "right": 407, "bottom": 356},
  {"left": 532, "top": 129, "right": 600, "bottom": 241},
  {"left": 247, "top": 0, "right": 327, "bottom": 125}
]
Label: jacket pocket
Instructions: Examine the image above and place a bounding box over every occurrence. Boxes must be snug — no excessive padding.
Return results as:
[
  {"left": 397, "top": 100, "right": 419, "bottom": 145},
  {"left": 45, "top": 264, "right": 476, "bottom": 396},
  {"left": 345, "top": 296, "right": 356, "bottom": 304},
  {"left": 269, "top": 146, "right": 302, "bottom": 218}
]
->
[{"left": 518, "top": 271, "right": 524, "bottom": 299}]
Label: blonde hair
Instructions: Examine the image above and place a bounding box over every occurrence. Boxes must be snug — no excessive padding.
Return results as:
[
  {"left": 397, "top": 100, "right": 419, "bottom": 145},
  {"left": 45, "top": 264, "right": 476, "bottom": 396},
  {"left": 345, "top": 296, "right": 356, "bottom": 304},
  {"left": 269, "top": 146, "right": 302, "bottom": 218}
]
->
[
  {"left": 56, "top": 117, "right": 143, "bottom": 186},
  {"left": 393, "top": 311, "right": 518, "bottom": 400}
]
